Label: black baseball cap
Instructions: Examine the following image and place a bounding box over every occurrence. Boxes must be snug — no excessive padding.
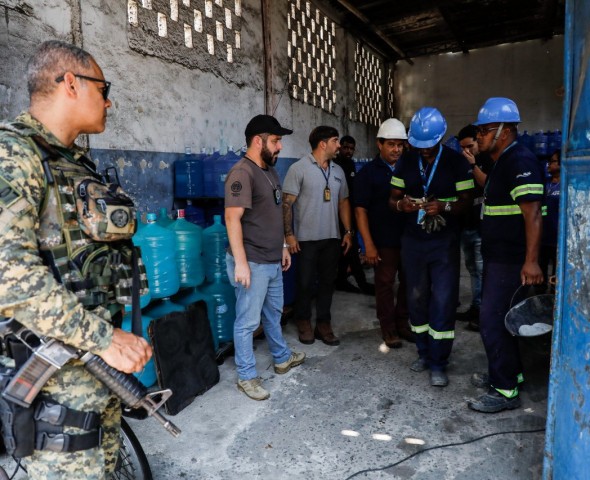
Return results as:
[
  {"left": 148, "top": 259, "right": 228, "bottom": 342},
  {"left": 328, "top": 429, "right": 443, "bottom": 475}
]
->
[{"left": 245, "top": 114, "right": 293, "bottom": 137}]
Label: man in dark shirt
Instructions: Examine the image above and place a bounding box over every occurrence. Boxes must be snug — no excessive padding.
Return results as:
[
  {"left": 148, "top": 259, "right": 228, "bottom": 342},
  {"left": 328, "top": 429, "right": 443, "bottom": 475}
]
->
[
  {"left": 466, "top": 98, "right": 544, "bottom": 413},
  {"left": 390, "top": 108, "right": 474, "bottom": 387},
  {"left": 355, "top": 119, "right": 412, "bottom": 348},
  {"left": 333, "top": 135, "right": 373, "bottom": 295}
]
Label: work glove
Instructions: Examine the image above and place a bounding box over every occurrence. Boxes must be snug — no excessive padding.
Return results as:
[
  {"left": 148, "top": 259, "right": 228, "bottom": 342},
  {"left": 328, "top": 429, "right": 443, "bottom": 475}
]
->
[{"left": 422, "top": 214, "right": 446, "bottom": 234}]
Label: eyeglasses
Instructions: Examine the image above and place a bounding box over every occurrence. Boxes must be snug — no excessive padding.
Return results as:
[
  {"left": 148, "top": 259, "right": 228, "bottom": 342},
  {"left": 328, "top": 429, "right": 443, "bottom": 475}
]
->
[
  {"left": 476, "top": 126, "right": 500, "bottom": 136},
  {"left": 55, "top": 73, "right": 111, "bottom": 100}
]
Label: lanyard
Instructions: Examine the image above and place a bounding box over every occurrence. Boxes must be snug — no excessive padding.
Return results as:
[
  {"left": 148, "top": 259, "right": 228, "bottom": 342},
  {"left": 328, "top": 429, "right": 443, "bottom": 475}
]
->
[
  {"left": 319, "top": 162, "right": 331, "bottom": 187},
  {"left": 483, "top": 141, "right": 518, "bottom": 199},
  {"left": 419, "top": 145, "right": 442, "bottom": 196}
]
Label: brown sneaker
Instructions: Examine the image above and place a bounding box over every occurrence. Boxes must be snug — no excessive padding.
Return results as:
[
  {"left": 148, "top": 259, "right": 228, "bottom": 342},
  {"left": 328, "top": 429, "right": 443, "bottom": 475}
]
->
[
  {"left": 274, "top": 351, "right": 306, "bottom": 374},
  {"left": 383, "top": 331, "right": 402, "bottom": 349},
  {"left": 296, "top": 319, "right": 315, "bottom": 344},
  {"left": 315, "top": 323, "right": 340, "bottom": 346},
  {"left": 237, "top": 378, "right": 270, "bottom": 401}
]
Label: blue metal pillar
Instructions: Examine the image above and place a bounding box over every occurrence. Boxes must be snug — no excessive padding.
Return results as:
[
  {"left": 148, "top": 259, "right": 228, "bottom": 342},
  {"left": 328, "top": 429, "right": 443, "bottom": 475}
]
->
[{"left": 543, "top": 0, "right": 590, "bottom": 477}]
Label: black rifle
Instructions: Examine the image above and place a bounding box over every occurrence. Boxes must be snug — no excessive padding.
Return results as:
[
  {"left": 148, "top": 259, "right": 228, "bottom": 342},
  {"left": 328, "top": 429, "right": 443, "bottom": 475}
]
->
[{"left": 0, "top": 318, "right": 180, "bottom": 437}]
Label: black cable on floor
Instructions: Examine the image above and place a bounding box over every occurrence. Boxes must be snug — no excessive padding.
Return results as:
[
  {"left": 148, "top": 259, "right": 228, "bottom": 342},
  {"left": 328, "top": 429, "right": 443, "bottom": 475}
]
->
[{"left": 343, "top": 427, "right": 546, "bottom": 479}]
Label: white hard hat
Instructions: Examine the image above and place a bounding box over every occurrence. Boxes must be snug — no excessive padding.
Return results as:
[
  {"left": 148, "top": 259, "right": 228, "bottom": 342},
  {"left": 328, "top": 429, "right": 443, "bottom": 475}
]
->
[{"left": 377, "top": 118, "right": 407, "bottom": 140}]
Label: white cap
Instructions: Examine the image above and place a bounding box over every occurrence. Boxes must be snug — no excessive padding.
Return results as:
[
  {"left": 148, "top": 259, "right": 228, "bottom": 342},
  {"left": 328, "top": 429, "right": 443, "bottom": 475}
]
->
[{"left": 377, "top": 118, "right": 407, "bottom": 140}]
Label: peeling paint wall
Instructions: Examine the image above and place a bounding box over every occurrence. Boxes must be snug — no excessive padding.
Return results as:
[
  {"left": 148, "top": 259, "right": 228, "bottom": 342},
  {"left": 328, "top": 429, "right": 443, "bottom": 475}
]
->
[{"left": 394, "top": 37, "right": 565, "bottom": 139}]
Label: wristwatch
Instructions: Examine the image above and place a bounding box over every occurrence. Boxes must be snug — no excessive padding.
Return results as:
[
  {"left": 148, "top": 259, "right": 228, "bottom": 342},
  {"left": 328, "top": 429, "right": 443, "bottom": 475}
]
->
[
  {"left": 444, "top": 202, "right": 452, "bottom": 212},
  {"left": 344, "top": 230, "right": 354, "bottom": 236}
]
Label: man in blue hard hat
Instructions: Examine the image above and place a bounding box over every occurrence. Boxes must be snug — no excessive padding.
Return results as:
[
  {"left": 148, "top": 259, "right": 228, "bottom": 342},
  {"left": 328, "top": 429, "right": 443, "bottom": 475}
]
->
[
  {"left": 467, "top": 97, "right": 545, "bottom": 413},
  {"left": 390, "top": 108, "right": 475, "bottom": 387}
]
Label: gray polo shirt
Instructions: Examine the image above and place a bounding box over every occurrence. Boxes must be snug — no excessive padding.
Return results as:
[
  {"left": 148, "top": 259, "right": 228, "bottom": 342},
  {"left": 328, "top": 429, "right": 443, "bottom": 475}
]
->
[{"left": 283, "top": 153, "right": 349, "bottom": 241}]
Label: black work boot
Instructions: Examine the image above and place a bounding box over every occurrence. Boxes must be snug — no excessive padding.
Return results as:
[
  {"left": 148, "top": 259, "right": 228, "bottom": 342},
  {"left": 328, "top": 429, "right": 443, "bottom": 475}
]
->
[{"left": 467, "top": 388, "right": 521, "bottom": 413}]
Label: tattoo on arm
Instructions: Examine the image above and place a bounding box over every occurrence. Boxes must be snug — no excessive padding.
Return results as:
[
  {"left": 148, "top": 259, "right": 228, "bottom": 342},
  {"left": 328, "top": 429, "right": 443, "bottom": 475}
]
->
[{"left": 282, "top": 194, "right": 296, "bottom": 237}]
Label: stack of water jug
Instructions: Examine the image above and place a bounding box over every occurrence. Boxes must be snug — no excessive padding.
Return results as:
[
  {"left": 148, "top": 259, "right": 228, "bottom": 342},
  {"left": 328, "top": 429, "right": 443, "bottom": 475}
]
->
[
  {"left": 175, "top": 146, "right": 242, "bottom": 200},
  {"left": 518, "top": 130, "right": 562, "bottom": 156},
  {"left": 124, "top": 208, "right": 236, "bottom": 387}
]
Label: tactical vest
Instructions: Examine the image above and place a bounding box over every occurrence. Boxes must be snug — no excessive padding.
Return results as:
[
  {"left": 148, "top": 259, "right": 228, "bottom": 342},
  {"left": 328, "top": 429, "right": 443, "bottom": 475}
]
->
[{"left": 0, "top": 122, "right": 149, "bottom": 318}]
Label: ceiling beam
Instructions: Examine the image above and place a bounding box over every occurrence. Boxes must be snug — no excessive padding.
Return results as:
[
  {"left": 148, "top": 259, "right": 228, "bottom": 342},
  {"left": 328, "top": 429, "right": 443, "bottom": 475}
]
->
[
  {"left": 438, "top": 5, "right": 469, "bottom": 54},
  {"left": 333, "top": 0, "right": 414, "bottom": 65}
]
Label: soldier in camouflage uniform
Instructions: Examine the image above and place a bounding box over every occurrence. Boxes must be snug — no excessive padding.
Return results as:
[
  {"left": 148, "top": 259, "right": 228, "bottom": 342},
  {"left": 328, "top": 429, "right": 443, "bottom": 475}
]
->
[{"left": 0, "top": 41, "right": 152, "bottom": 479}]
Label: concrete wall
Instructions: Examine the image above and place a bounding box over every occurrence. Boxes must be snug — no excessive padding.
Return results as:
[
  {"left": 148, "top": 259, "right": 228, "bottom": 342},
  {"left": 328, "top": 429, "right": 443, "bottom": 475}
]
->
[
  {"left": 0, "top": 2, "right": 565, "bottom": 213},
  {"left": 0, "top": 0, "right": 380, "bottom": 214},
  {"left": 394, "top": 37, "right": 565, "bottom": 140}
]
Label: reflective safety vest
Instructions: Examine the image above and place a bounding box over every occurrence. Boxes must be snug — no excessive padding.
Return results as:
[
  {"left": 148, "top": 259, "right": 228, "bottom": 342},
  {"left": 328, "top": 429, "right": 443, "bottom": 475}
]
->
[{"left": 0, "top": 122, "right": 149, "bottom": 317}]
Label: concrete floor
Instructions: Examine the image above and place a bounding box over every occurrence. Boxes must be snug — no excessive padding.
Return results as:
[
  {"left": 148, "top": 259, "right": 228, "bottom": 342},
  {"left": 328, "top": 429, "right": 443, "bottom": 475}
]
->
[{"left": 1, "top": 267, "right": 550, "bottom": 479}]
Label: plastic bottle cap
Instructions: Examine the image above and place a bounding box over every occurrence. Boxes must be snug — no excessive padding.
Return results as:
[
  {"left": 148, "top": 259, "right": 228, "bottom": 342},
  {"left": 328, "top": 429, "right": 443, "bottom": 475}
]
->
[
  {"left": 177, "top": 209, "right": 185, "bottom": 218},
  {"left": 146, "top": 213, "right": 157, "bottom": 222}
]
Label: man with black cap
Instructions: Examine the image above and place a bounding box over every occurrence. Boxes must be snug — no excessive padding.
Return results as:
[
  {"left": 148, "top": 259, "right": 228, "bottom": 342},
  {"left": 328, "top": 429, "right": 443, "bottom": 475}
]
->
[{"left": 225, "top": 114, "right": 305, "bottom": 401}]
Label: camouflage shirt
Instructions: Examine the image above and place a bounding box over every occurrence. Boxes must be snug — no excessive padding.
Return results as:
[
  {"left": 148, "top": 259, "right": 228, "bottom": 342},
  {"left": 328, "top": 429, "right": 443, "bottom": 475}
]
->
[{"left": 0, "top": 112, "right": 113, "bottom": 352}]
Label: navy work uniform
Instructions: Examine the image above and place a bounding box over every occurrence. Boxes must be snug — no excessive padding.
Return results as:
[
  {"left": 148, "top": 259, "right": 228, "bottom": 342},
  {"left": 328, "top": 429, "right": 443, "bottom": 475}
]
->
[
  {"left": 391, "top": 145, "right": 474, "bottom": 371},
  {"left": 479, "top": 142, "right": 545, "bottom": 397}
]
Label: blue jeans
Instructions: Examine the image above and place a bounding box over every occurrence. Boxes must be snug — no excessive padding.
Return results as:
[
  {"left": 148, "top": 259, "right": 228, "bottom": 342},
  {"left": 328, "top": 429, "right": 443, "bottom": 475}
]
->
[
  {"left": 461, "top": 228, "right": 483, "bottom": 308},
  {"left": 226, "top": 253, "right": 291, "bottom": 380}
]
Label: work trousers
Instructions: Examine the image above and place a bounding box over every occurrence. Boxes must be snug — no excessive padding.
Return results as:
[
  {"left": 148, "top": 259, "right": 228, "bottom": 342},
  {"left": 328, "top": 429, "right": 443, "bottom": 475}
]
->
[
  {"left": 374, "top": 247, "right": 409, "bottom": 336},
  {"left": 480, "top": 261, "right": 524, "bottom": 392},
  {"left": 402, "top": 232, "right": 460, "bottom": 371},
  {"left": 294, "top": 239, "right": 340, "bottom": 324},
  {"left": 460, "top": 228, "right": 483, "bottom": 308}
]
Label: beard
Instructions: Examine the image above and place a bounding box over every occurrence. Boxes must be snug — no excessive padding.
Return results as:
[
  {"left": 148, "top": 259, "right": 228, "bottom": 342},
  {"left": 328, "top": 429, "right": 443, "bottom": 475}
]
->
[{"left": 261, "top": 144, "right": 279, "bottom": 166}]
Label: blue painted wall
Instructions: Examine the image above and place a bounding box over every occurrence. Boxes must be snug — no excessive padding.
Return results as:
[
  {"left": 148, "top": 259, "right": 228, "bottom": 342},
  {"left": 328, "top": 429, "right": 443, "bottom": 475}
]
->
[{"left": 543, "top": 0, "right": 590, "bottom": 477}]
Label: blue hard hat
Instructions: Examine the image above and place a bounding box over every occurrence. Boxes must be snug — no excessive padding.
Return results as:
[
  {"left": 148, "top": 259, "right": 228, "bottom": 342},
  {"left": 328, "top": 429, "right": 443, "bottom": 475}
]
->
[
  {"left": 408, "top": 107, "right": 447, "bottom": 148},
  {"left": 474, "top": 97, "right": 521, "bottom": 125}
]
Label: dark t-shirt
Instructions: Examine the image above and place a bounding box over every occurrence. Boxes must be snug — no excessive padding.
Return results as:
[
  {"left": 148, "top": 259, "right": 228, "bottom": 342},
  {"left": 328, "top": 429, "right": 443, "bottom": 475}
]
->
[
  {"left": 224, "top": 157, "right": 284, "bottom": 263},
  {"left": 480, "top": 143, "right": 545, "bottom": 263},
  {"left": 354, "top": 155, "right": 405, "bottom": 248},
  {"left": 391, "top": 145, "right": 474, "bottom": 240}
]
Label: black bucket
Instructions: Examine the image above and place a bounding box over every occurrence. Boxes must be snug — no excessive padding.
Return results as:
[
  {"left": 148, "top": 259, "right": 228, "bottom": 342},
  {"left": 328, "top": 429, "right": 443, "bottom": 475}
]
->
[{"left": 505, "top": 293, "right": 555, "bottom": 356}]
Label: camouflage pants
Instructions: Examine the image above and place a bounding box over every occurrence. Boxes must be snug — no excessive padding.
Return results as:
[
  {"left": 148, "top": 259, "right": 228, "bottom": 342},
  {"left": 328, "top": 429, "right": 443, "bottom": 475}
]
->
[{"left": 25, "top": 360, "right": 120, "bottom": 480}]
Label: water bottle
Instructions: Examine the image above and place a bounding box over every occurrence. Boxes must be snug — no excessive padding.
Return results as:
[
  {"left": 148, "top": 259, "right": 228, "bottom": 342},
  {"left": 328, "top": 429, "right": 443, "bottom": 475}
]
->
[
  {"left": 200, "top": 272, "right": 236, "bottom": 344},
  {"left": 534, "top": 131, "right": 548, "bottom": 157},
  {"left": 444, "top": 135, "right": 462, "bottom": 154},
  {"left": 156, "top": 207, "right": 173, "bottom": 228},
  {"left": 548, "top": 130, "right": 562, "bottom": 154},
  {"left": 167, "top": 209, "right": 205, "bottom": 288},
  {"left": 519, "top": 130, "right": 532, "bottom": 151},
  {"left": 203, "top": 149, "right": 221, "bottom": 197},
  {"left": 141, "top": 213, "right": 180, "bottom": 299},
  {"left": 202, "top": 214, "right": 229, "bottom": 282},
  {"left": 215, "top": 147, "right": 241, "bottom": 198},
  {"left": 185, "top": 199, "right": 207, "bottom": 227},
  {"left": 175, "top": 148, "right": 204, "bottom": 198},
  {"left": 121, "top": 309, "right": 157, "bottom": 387}
]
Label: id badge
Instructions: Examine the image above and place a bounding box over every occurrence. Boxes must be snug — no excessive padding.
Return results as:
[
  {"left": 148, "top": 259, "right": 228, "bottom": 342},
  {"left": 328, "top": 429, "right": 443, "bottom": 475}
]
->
[
  {"left": 417, "top": 209, "right": 426, "bottom": 224},
  {"left": 323, "top": 187, "right": 331, "bottom": 202}
]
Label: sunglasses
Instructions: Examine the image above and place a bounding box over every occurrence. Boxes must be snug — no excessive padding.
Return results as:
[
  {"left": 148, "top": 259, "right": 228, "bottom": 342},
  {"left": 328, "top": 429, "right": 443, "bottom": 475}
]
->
[
  {"left": 476, "top": 126, "right": 500, "bottom": 136},
  {"left": 55, "top": 73, "right": 111, "bottom": 100}
]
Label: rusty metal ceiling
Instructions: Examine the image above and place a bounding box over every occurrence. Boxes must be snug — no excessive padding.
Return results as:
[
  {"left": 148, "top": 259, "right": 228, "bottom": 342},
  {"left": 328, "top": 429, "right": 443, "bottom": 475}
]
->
[{"left": 329, "top": 0, "right": 565, "bottom": 64}]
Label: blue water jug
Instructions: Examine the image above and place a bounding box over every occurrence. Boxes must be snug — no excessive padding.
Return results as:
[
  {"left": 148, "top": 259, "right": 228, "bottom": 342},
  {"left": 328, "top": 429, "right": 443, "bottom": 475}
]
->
[
  {"left": 121, "top": 310, "right": 157, "bottom": 387},
  {"left": 142, "top": 213, "right": 180, "bottom": 299},
  {"left": 200, "top": 272, "right": 236, "bottom": 344},
  {"left": 215, "top": 148, "right": 241, "bottom": 198},
  {"left": 519, "top": 130, "right": 531, "bottom": 151},
  {"left": 533, "top": 131, "right": 548, "bottom": 156},
  {"left": 202, "top": 215, "right": 229, "bottom": 282},
  {"left": 173, "top": 287, "right": 219, "bottom": 351},
  {"left": 156, "top": 207, "right": 173, "bottom": 228},
  {"left": 142, "top": 297, "right": 186, "bottom": 318},
  {"left": 548, "top": 130, "right": 562, "bottom": 154},
  {"left": 185, "top": 200, "right": 206, "bottom": 227},
  {"left": 168, "top": 209, "right": 205, "bottom": 288},
  {"left": 444, "top": 135, "right": 462, "bottom": 154},
  {"left": 175, "top": 150, "right": 204, "bottom": 198},
  {"left": 203, "top": 149, "right": 221, "bottom": 197}
]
